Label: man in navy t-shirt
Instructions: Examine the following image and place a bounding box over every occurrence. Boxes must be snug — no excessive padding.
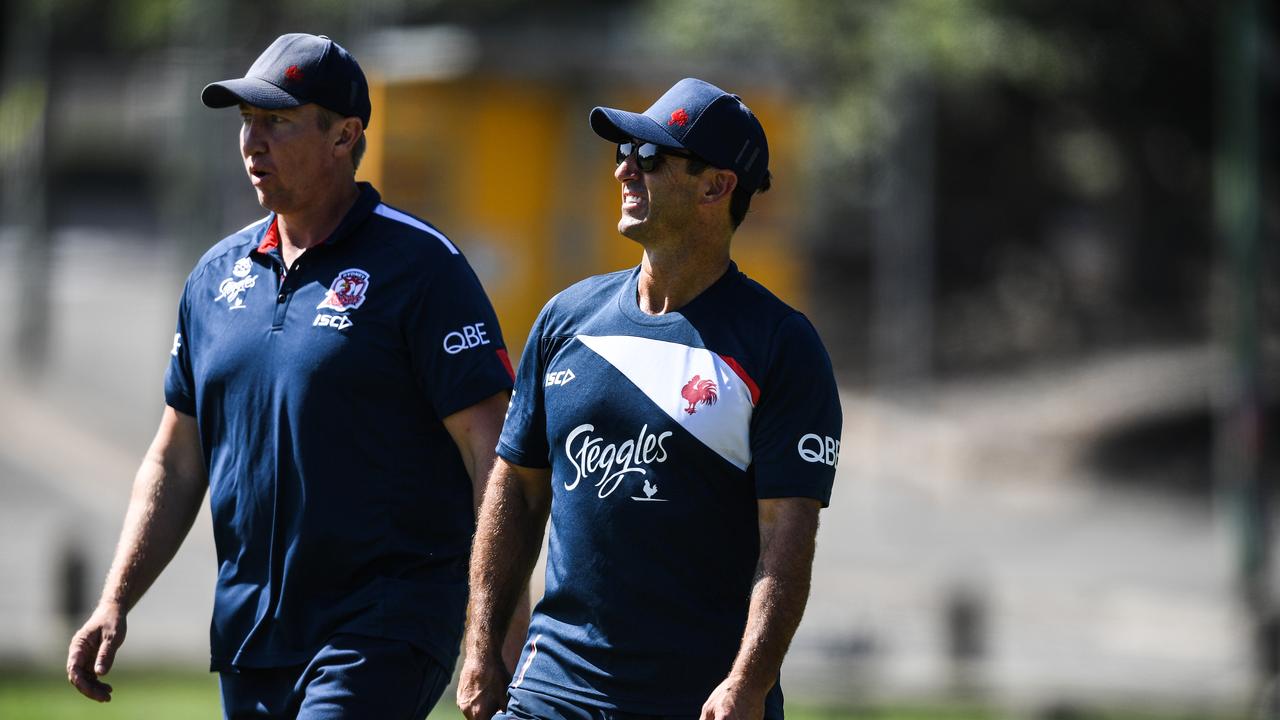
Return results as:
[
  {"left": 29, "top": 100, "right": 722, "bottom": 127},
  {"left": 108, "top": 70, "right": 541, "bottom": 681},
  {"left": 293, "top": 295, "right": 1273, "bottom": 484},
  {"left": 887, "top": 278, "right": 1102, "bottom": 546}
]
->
[
  {"left": 459, "top": 78, "right": 842, "bottom": 720},
  {"left": 66, "top": 33, "right": 523, "bottom": 718}
]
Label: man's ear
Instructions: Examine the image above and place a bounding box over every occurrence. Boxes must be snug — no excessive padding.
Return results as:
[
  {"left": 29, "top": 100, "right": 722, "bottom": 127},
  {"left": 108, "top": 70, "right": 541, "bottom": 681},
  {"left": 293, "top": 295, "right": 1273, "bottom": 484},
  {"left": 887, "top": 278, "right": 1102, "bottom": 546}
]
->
[
  {"left": 335, "top": 117, "right": 363, "bottom": 154},
  {"left": 701, "top": 168, "right": 738, "bottom": 205}
]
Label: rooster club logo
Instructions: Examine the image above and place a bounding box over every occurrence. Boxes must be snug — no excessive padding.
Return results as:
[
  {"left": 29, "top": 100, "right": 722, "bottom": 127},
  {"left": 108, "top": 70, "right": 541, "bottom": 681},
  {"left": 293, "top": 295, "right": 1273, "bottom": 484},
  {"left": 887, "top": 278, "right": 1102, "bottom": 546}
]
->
[
  {"left": 564, "top": 423, "right": 673, "bottom": 499},
  {"left": 680, "top": 375, "right": 717, "bottom": 414},
  {"left": 317, "top": 268, "right": 370, "bottom": 312},
  {"left": 668, "top": 108, "right": 690, "bottom": 127},
  {"left": 630, "top": 477, "right": 667, "bottom": 503},
  {"left": 284, "top": 65, "right": 305, "bottom": 82}
]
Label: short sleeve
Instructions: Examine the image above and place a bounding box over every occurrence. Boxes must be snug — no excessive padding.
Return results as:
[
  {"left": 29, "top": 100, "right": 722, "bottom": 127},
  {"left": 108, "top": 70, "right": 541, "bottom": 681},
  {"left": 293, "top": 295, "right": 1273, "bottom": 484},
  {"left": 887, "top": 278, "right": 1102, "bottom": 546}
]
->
[
  {"left": 163, "top": 283, "right": 197, "bottom": 417},
  {"left": 406, "top": 255, "right": 515, "bottom": 419},
  {"left": 750, "top": 313, "right": 842, "bottom": 505},
  {"left": 496, "top": 302, "right": 551, "bottom": 468}
]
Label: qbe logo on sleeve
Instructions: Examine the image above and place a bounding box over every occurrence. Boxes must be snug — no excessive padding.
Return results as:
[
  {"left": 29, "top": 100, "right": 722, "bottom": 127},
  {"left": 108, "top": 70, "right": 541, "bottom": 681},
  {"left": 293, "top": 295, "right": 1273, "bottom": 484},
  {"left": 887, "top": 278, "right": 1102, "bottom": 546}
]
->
[
  {"left": 797, "top": 433, "right": 840, "bottom": 467},
  {"left": 443, "top": 322, "right": 490, "bottom": 354}
]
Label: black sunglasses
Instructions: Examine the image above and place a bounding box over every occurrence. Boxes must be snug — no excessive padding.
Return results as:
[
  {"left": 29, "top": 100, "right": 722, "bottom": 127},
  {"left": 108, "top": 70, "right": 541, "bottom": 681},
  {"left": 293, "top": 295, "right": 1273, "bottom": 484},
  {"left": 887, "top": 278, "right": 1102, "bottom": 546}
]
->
[{"left": 616, "top": 141, "right": 696, "bottom": 172}]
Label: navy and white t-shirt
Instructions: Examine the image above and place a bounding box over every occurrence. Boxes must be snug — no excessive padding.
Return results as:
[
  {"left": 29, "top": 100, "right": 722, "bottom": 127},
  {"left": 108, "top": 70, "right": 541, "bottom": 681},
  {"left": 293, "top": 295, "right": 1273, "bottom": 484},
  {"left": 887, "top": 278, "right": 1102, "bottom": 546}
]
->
[
  {"left": 165, "top": 183, "right": 513, "bottom": 671},
  {"left": 498, "top": 262, "right": 842, "bottom": 716}
]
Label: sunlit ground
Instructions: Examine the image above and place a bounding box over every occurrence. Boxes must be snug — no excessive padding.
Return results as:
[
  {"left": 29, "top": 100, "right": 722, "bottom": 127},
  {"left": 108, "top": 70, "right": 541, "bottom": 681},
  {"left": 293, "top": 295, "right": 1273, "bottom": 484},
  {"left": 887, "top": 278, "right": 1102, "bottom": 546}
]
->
[{"left": 0, "top": 670, "right": 1244, "bottom": 720}]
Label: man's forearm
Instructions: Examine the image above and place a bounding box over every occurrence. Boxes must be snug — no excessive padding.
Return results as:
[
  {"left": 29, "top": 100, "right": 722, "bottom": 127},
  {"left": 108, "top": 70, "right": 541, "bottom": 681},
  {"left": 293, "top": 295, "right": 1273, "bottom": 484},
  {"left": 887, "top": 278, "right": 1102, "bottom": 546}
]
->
[
  {"left": 725, "top": 569, "right": 811, "bottom": 695},
  {"left": 100, "top": 430, "right": 207, "bottom": 611},
  {"left": 725, "top": 498, "right": 821, "bottom": 697},
  {"left": 465, "top": 460, "right": 549, "bottom": 663}
]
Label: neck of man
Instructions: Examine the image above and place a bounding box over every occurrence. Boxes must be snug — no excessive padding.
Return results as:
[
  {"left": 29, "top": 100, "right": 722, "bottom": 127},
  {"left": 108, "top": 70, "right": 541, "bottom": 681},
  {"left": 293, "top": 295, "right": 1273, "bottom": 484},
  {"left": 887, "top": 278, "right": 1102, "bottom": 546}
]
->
[
  {"left": 635, "top": 229, "right": 732, "bottom": 315},
  {"left": 276, "top": 179, "right": 360, "bottom": 267}
]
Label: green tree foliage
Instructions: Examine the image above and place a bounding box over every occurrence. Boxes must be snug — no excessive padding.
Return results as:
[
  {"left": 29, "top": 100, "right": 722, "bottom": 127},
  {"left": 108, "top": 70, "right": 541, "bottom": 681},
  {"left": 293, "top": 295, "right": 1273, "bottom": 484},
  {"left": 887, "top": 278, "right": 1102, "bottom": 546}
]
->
[{"left": 648, "top": 0, "right": 1083, "bottom": 160}]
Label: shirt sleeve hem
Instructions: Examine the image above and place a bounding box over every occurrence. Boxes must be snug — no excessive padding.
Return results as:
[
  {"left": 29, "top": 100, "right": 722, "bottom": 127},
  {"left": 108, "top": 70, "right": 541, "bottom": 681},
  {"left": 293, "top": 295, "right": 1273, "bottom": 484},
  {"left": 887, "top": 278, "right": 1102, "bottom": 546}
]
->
[
  {"left": 755, "top": 484, "right": 832, "bottom": 508},
  {"left": 496, "top": 441, "right": 550, "bottom": 469},
  {"left": 434, "top": 375, "right": 514, "bottom": 420},
  {"left": 164, "top": 394, "right": 196, "bottom": 418}
]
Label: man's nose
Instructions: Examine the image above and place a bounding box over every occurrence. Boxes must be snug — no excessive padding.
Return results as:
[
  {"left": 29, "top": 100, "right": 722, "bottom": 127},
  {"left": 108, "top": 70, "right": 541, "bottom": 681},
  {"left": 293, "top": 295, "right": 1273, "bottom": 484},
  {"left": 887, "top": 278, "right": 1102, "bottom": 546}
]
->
[
  {"left": 614, "top": 154, "right": 638, "bottom": 182},
  {"left": 241, "top": 120, "right": 266, "bottom": 156}
]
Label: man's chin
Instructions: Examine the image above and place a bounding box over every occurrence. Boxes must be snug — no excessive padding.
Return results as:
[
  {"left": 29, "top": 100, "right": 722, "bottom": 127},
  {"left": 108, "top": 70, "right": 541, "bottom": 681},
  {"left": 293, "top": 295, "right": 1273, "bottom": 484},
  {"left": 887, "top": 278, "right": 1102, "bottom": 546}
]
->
[
  {"left": 254, "top": 190, "right": 285, "bottom": 213},
  {"left": 617, "top": 217, "right": 647, "bottom": 241}
]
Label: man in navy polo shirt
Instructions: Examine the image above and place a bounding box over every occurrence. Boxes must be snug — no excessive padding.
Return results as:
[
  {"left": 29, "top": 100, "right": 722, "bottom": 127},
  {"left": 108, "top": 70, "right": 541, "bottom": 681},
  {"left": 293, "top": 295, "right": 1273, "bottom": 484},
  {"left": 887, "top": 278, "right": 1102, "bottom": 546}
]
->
[
  {"left": 66, "top": 33, "right": 523, "bottom": 718},
  {"left": 458, "top": 78, "right": 841, "bottom": 720}
]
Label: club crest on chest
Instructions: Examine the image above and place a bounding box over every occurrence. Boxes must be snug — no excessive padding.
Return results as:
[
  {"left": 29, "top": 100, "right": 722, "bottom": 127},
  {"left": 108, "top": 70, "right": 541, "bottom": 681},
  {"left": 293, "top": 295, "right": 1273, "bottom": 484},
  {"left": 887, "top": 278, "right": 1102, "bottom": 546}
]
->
[{"left": 317, "top": 268, "right": 371, "bottom": 312}]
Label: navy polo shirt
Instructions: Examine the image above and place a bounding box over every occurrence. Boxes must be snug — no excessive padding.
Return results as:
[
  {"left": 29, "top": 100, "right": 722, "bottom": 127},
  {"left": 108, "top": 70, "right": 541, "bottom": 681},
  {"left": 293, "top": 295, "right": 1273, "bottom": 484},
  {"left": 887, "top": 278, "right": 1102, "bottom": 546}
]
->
[
  {"left": 498, "top": 263, "right": 841, "bottom": 716},
  {"left": 164, "top": 183, "right": 513, "bottom": 672}
]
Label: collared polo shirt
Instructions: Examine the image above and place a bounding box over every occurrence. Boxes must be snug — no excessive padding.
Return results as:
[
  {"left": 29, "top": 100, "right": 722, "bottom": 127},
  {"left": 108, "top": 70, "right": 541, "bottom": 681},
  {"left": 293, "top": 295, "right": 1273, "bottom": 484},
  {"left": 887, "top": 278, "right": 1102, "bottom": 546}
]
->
[{"left": 165, "top": 182, "right": 513, "bottom": 671}]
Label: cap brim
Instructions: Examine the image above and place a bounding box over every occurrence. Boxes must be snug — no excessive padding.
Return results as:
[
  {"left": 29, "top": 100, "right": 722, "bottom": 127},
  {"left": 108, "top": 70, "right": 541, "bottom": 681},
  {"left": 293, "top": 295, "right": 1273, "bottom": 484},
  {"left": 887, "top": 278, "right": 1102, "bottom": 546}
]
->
[
  {"left": 589, "top": 107, "right": 685, "bottom": 149},
  {"left": 201, "top": 77, "right": 302, "bottom": 110}
]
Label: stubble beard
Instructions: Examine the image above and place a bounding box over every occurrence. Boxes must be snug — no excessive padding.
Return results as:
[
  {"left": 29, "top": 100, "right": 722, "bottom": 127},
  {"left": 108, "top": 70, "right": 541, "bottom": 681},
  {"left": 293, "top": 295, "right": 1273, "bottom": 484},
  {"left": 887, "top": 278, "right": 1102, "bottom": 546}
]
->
[{"left": 253, "top": 183, "right": 295, "bottom": 214}]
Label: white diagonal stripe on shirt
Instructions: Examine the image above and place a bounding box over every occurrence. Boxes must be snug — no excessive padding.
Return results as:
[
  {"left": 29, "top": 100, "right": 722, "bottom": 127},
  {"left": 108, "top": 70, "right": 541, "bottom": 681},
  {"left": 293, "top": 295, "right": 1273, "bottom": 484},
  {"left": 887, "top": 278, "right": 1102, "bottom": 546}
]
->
[{"left": 576, "top": 334, "right": 753, "bottom": 470}]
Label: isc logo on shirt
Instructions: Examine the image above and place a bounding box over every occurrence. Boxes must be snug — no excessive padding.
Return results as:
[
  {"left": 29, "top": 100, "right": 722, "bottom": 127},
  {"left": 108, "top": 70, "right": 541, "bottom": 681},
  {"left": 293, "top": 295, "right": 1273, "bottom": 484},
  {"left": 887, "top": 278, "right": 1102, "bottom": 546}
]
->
[
  {"left": 545, "top": 369, "right": 576, "bottom": 387},
  {"left": 313, "top": 314, "right": 353, "bottom": 330}
]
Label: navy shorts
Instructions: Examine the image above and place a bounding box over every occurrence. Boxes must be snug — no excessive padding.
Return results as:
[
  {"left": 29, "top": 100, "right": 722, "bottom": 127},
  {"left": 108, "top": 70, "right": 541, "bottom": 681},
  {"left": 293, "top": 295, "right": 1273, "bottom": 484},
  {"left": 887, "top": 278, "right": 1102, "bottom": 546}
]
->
[
  {"left": 218, "top": 633, "right": 451, "bottom": 719},
  {"left": 497, "top": 687, "right": 699, "bottom": 720},
  {"left": 496, "top": 686, "right": 785, "bottom": 720}
]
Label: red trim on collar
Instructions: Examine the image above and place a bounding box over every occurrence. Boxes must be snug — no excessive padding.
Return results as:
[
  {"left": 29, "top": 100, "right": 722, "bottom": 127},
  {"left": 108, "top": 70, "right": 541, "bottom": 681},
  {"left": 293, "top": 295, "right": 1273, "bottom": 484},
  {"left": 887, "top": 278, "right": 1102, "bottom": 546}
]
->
[{"left": 256, "top": 216, "right": 280, "bottom": 254}]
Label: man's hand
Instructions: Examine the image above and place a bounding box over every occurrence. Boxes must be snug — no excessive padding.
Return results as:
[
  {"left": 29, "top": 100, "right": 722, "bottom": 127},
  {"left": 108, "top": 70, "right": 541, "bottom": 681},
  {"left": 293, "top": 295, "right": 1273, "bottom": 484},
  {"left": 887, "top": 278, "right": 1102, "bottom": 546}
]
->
[
  {"left": 700, "top": 676, "right": 766, "bottom": 720},
  {"left": 64, "top": 408, "right": 206, "bottom": 702},
  {"left": 456, "top": 653, "right": 509, "bottom": 720},
  {"left": 66, "top": 602, "right": 127, "bottom": 702}
]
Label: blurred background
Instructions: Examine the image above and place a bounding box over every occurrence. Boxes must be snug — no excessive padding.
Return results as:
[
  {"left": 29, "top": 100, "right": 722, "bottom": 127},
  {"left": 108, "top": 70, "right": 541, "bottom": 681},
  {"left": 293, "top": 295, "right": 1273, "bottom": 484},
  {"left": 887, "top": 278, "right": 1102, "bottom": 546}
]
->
[{"left": 1, "top": 0, "right": 1277, "bottom": 718}]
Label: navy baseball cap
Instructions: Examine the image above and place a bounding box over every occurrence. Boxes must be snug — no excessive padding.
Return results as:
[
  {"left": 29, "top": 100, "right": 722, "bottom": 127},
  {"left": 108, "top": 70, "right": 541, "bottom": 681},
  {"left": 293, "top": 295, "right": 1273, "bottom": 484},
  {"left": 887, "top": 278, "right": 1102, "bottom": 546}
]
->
[
  {"left": 590, "top": 78, "right": 769, "bottom": 193},
  {"left": 201, "top": 33, "right": 371, "bottom": 128}
]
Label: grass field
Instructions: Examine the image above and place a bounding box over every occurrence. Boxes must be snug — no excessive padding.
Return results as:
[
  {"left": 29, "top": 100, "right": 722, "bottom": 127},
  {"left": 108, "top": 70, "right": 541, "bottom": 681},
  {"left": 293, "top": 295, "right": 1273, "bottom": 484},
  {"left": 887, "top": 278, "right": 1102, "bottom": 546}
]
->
[
  {"left": 0, "top": 671, "right": 992, "bottom": 720},
  {"left": 0, "top": 671, "right": 1236, "bottom": 720},
  {"left": 0, "top": 671, "right": 221, "bottom": 720}
]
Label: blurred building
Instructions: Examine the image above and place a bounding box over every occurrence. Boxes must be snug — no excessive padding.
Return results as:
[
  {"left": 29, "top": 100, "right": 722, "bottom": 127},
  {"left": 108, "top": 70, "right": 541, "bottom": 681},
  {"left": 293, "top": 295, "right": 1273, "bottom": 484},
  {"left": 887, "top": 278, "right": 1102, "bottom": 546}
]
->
[{"left": 353, "top": 23, "right": 812, "bottom": 355}]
